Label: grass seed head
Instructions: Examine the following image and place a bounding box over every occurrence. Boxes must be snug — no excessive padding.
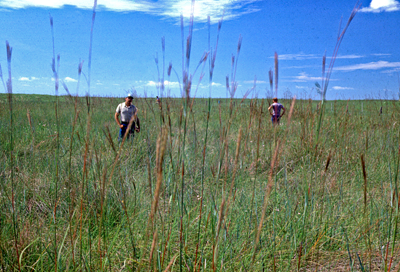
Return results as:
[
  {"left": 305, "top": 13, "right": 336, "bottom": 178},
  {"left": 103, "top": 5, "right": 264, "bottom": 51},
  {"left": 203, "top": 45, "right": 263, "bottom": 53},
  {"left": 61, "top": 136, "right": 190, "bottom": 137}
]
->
[
  {"left": 269, "top": 69, "right": 273, "bottom": 91},
  {"left": 6, "top": 41, "right": 12, "bottom": 63},
  {"left": 237, "top": 35, "right": 242, "bottom": 52},
  {"left": 167, "top": 62, "right": 172, "bottom": 77}
]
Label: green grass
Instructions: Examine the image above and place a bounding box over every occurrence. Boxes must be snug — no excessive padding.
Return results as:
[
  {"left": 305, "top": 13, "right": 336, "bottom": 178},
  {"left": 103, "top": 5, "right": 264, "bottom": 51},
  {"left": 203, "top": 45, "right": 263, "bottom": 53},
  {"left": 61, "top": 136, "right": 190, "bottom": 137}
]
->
[{"left": 1, "top": 94, "right": 400, "bottom": 271}]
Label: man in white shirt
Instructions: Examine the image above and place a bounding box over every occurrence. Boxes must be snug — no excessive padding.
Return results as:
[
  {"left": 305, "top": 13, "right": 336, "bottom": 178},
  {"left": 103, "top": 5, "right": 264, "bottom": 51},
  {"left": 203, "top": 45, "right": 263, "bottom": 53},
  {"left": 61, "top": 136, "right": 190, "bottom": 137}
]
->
[{"left": 115, "top": 94, "right": 140, "bottom": 141}]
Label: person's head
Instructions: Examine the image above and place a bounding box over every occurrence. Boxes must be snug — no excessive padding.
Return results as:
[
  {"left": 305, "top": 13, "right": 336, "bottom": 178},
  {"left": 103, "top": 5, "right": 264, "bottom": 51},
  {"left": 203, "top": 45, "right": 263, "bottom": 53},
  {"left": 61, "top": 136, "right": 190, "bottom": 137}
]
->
[
  {"left": 125, "top": 94, "right": 133, "bottom": 105},
  {"left": 273, "top": 97, "right": 278, "bottom": 103}
]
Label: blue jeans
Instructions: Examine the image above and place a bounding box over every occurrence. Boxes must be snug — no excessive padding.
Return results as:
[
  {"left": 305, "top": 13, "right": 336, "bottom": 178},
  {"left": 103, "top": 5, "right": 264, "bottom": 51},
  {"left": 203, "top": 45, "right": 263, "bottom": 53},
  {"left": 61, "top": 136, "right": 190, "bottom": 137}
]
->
[
  {"left": 271, "top": 115, "right": 280, "bottom": 124},
  {"left": 119, "top": 122, "right": 135, "bottom": 141}
]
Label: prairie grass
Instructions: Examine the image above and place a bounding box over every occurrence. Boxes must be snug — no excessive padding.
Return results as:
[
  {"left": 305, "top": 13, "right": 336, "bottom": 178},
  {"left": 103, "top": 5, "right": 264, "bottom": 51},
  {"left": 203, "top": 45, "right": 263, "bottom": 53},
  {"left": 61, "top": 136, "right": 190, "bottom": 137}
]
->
[
  {"left": 1, "top": 93, "right": 400, "bottom": 271},
  {"left": 1, "top": 1, "right": 400, "bottom": 271}
]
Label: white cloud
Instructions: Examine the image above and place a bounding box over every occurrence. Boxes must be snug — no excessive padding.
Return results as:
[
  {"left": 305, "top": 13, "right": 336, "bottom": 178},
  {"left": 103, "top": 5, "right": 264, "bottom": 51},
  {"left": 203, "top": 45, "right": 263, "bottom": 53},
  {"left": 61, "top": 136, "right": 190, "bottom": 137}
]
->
[
  {"left": 64, "top": 77, "right": 77, "bottom": 82},
  {"left": 332, "top": 86, "right": 354, "bottom": 90},
  {"left": 275, "top": 53, "right": 318, "bottom": 61},
  {"left": 334, "top": 54, "right": 364, "bottom": 59},
  {"left": 18, "top": 76, "right": 39, "bottom": 81},
  {"left": 290, "top": 72, "right": 323, "bottom": 82},
  {"left": 285, "top": 65, "right": 317, "bottom": 69},
  {"left": 381, "top": 67, "right": 400, "bottom": 73},
  {"left": 335, "top": 61, "right": 400, "bottom": 71},
  {"left": 160, "top": 0, "right": 260, "bottom": 23},
  {"left": 198, "top": 82, "right": 222, "bottom": 88},
  {"left": 243, "top": 80, "right": 266, "bottom": 84},
  {"left": 276, "top": 53, "right": 364, "bottom": 61},
  {"left": 361, "top": 0, "right": 400, "bottom": 12},
  {"left": 371, "top": 53, "right": 391, "bottom": 56},
  {"left": 147, "top": 80, "right": 180, "bottom": 88},
  {"left": 0, "top": 0, "right": 261, "bottom": 23},
  {"left": 0, "top": 0, "right": 153, "bottom": 11}
]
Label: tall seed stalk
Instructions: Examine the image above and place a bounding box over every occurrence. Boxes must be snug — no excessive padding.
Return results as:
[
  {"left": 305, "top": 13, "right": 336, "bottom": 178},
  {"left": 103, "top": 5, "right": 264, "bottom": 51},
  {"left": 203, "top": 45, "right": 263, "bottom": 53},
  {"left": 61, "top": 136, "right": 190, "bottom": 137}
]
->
[
  {"left": 194, "top": 15, "right": 223, "bottom": 271},
  {"left": 178, "top": 2, "right": 195, "bottom": 269},
  {"left": 5, "top": 41, "right": 21, "bottom": 272},
  {"left": 49, "top": 15, "right": 61, "bottom": 271},
  {"left": 315, "top": 3, "right": 360, "bottom": 146},
  {"left": 253, "top": 97, "right": 296, "bottom": 262}
]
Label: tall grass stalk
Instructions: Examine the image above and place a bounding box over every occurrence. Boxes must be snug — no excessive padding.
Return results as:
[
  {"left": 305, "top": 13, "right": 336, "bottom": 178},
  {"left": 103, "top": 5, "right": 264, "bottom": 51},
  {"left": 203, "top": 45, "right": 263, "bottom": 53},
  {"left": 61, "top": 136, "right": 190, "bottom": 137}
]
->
[
  {"left": 315, "top": 3, "right": 360, "bottom": 146},
  {"left": 274, "top": 52, "right": 278, "bottom": 98},
  {"left": 0, "top": 64, "right": 5, "bottom": 271},
  {"left": 49, "top": 15, "right": 61, "bottom": 271},
  {"left": 81, "top": 2, "right": 97, "bottom": 269},
  {"left": 5, "top": 41, "right": 21, "bottom": 272},
  {"left": 194, "top": 15, "right": 223, "bottom": 271},
  {"left": 86, "top": 0, "right": 97, "bottom": 113},
  {"left": 253, "top": 97, "right": 296, "bottom": 262},
  {"left": 63, "top": 65, "right": 83, "bottom": 269},
  {"left": 361, "top": 154, "right": 367, "bottom": 212},
  {"left": 147, "top": 127, "right": 168, "bottom": 235},
  {"left": 178, "top": 2, "right": 196, "bottom": 269}
]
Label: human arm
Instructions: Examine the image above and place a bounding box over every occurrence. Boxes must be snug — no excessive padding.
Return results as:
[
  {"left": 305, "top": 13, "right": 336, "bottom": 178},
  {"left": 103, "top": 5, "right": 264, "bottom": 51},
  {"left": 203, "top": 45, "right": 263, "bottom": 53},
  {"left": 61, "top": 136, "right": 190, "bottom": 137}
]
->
[
  {"left": 268, "top": 105, "right": 273, "bottom": 116},
  {"left": 133, "top": 107, "right": 140, "bottom": 132},
  {"left": 115, "top": 112, "right": 123, "bottom": 128},
  {"left": 281, "top": 106, "right": 286, "bottom": 116},
  {"left": 135, "top": 117, "right": 140, "bottom": 132}
]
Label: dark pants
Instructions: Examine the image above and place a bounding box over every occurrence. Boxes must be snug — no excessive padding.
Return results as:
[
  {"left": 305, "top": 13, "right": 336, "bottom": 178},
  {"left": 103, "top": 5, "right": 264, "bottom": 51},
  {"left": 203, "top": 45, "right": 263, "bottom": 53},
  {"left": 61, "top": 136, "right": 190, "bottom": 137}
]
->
[
  {"left": 119, "top": 122, "right": 135, "bottom": 141},
  {"left": 271, "top": 115, "right": 281, "bottom": 124}
]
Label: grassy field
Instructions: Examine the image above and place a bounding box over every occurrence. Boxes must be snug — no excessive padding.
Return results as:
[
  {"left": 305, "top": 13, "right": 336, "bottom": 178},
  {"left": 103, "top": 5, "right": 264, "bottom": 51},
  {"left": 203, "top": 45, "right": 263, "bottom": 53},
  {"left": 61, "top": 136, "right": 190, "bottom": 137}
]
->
[{"left": 1, "top": 93, "right": 400, "bottom": 271}]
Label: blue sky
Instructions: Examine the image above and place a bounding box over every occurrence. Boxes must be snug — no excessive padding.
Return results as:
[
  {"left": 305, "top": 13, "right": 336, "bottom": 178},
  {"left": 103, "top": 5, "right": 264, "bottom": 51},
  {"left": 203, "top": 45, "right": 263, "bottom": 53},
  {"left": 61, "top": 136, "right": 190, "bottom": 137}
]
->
[{"left": 0, "top": 0, "right": 399, "bottom": 100}]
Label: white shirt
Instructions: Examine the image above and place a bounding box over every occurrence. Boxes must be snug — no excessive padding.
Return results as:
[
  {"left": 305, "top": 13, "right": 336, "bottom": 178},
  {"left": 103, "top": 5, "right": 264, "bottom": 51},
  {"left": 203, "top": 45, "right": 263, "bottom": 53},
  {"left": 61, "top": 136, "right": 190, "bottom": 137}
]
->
[{"left": 116, "top": 102, "right": 137, "bottom": 122}]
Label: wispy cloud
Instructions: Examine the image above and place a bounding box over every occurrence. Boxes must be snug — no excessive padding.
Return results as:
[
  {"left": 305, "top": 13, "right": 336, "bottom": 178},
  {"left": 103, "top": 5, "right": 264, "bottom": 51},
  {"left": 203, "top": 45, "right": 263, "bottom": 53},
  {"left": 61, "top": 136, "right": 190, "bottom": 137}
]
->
[
  {"left": 276, "top": 53, "right": 364, "bottom": 61},
  {"left": 0, "top": 0, "right": 154, "bottom": 11},
  {"left": 161, "top": 0, "right": 260, "bottom": 22},
  {"left": 284, "top": 65, "right": 317, "bottom": 69},
  {"left": 147, "top": 80, "right": 180, "bottom": 88},
  {"left": 196, "top": 82, "right": 225, "bottom": 89},
  {"left": 381, "top": 68, "right": 400, "bottom": 73},
  {"left": 335, "top": 61, "right": 400, "bottom": 71},
  {"left": 371, "top": 53, "right": 391, "bottom": 56},
  {"left": 332, "top": 86, "right": 354, "bottom": 90},
  {"left": 360, "top": 0, "right": 400, "bottom": 12},
  {"left": 64, "top": 77, "right": 77, "bottom": 82},
  {"left": 275, "top": 53, "right": 318, "bottom": 61},
  {"left": 198, "top": 82, "right": 223, "bottom": 89},
  {"left": 290, "top": 72, "right": 323, "bottom": 82},
  {"left": 243, "top": 80, "right": 267, "bottom": 84},
  {"left": 18, "top": 76, "right": 38, "bottom": 81},
  {"left": 334, "top": 54, "right": 364, "bottom": 59},
  {"left": 0, "top": 0, "right": 261, "bottom": 23}
]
